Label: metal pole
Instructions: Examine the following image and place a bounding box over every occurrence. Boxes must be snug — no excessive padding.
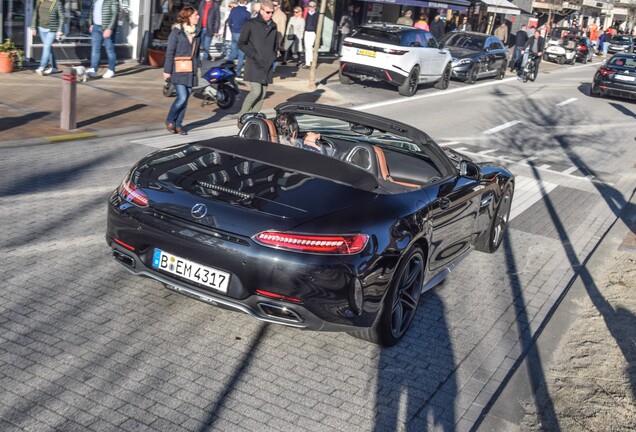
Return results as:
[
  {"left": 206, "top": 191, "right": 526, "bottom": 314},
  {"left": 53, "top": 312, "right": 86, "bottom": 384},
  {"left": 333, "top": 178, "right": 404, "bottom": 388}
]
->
[
  {"left": 308, "top": 0, "right": 327, "bottom": 89},
  {"left": 60, "top": 68, "right": 78, "bottom": 130}
]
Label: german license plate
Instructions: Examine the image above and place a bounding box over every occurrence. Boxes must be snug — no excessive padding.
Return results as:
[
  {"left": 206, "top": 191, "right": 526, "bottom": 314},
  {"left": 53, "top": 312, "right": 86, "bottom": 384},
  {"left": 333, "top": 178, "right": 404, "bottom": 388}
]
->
[
  {"left": 152, "top": 249, "right": 230, "bottom": 293},
  {"left": 615, "top": 74, "right": 635, "bottom": 82},
  {"left": 357, "top": 49, "right": 376, "bottom": 58}
]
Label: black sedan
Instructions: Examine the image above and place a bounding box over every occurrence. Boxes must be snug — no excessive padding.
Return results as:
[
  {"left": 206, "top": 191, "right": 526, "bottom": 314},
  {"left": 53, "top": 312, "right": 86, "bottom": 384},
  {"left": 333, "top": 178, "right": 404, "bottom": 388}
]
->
[
  {"left": 608, "top": 34, "right": 634, "bottom": 55},
  {"left": 440, "top": 31, "right": 508, "bottom": 84},
  {"left": 106, "top": 103, "right": 514, "bottom": 346},
  {"left": 591, "top": 53, "right": 636, "bottom": 100}
]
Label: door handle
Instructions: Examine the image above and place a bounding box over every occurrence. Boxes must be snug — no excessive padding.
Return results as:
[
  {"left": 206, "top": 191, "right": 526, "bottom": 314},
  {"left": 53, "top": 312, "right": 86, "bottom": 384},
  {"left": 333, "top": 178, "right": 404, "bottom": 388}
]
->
[{"left": 439, "top": 198, "right": 451, "bottom": 210}]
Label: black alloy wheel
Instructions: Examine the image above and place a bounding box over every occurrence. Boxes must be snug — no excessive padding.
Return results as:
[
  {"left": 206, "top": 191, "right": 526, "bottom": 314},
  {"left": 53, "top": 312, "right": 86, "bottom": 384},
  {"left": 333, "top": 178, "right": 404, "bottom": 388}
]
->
[
  {"left": 435, "top": 64, "right": 451, "bottom": 90},
  {"left": 350, "top": 247, "right": 425, "bottom": 347},
  {"left": 465, "top": 64, "right": 478, "bottom": 84},
  {"left": 399, "top": 66, "right": 419, "bottom": 96}
]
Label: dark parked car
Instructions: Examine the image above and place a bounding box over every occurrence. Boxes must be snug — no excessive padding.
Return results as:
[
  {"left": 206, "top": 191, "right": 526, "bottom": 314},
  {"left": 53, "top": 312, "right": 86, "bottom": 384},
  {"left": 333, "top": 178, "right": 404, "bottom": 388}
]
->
[
  {"left": 608, "top": 35, "right": 634, "bottom": 55},
  {"left": 591, "top": 53, "right": 636, "bottom": 100},
  {"left": 440, "top": 31, "right": 508, "bottom": 83},
  {"left": 106, "top": 103, "right": 514, "bottom": 346}
]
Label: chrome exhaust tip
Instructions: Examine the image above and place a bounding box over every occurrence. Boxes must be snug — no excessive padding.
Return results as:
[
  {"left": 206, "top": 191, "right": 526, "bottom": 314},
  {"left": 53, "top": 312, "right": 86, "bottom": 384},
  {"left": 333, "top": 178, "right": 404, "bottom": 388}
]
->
[
  {"left": 113, "top": 250, "right": 135, "bottom": 268},
  {"left": 258, "top": 303, "right": 304, "bottom": 323}
]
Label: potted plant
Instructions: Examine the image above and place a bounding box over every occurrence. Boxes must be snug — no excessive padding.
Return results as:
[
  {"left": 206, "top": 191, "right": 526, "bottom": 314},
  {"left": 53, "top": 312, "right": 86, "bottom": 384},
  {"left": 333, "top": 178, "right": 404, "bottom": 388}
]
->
[{"left": 0, "top": 38, "right": 24, "bottom": 73}]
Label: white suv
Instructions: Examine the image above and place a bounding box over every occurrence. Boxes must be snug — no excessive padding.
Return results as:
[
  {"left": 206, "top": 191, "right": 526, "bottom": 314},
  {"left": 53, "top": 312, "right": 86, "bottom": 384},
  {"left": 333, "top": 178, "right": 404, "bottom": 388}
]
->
[{"left": 339, "top": 23, "right": 452, "bottom": 96}]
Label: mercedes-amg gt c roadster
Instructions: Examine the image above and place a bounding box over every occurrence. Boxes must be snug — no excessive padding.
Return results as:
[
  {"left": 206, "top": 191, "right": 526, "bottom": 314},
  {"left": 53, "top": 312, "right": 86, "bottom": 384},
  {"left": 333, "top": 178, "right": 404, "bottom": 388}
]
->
[{"left": 106, "top": 103, "right": 514, "bottom": 346}]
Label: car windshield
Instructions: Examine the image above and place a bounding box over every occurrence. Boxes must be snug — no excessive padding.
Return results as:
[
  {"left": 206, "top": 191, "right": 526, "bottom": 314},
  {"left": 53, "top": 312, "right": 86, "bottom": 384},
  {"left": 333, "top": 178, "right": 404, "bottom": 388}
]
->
[
  {"left": 611, "top": 36, "right": 630, "bottom": 43},
  {"left": 295, "top": 113, "right": 425, "bottom": 155},
  {"left": 441, "top": 33, "right": 486, "bottom": 50}
]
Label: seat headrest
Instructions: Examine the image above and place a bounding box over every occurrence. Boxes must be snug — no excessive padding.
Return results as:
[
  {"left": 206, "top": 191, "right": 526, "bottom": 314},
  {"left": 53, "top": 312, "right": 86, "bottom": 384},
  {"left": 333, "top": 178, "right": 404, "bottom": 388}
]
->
[{"left": 239, "top": 118, "right": 271, "bottom": 141}]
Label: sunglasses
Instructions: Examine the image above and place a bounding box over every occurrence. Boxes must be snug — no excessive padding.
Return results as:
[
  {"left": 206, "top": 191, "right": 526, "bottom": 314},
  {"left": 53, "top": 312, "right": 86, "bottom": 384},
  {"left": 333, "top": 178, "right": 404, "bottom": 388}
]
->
[
  {"left": 262, "top": 9, "right": 274, "bottom": 14},
  {"left": 309, "top": 5, "right": 316, "bottom": 8}
]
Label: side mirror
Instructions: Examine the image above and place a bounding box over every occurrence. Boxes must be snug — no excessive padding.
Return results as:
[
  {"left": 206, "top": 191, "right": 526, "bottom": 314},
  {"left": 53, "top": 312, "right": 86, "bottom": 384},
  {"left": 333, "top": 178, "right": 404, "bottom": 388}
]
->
[{"left": 460, "top": 160, "right": 482, "bottom": 180}]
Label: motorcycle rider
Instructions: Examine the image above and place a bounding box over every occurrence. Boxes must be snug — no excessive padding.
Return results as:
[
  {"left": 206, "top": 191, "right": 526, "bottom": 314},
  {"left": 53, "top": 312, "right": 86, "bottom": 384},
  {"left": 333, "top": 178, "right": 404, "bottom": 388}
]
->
[{"left": 520, "top": 29, "right": 544, "bottom": 78}]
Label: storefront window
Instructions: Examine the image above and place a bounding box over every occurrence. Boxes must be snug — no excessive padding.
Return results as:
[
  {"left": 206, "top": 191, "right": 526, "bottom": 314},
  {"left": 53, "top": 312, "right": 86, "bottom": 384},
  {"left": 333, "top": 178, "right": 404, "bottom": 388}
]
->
[
  {"left": 62, "top": 0, "right": 131, "bottom": 43},
  {"left": 1, "top": 0, "right": 27, "bottom": 48}
]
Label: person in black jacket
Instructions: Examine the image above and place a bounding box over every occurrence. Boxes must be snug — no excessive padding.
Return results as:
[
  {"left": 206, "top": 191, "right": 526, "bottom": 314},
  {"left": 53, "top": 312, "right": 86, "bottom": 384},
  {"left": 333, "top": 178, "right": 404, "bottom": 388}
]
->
[
  {"left": 198, "top": 0, "right": 221, "bottom": 60},
  {"left": 510, "top": 24, "right": 528, "bottom": 71},
  {"left": 163, "top": 7, "right": 201, "bottom": 135},
  {"left": 236, "top": 0, "right": 278, "bottom": 124},
  {"left": 520, "top": 29, "right": 544, "bottom": 76},
  {"left": 430, "top": 14, "right": 445, "bottom": 42}
]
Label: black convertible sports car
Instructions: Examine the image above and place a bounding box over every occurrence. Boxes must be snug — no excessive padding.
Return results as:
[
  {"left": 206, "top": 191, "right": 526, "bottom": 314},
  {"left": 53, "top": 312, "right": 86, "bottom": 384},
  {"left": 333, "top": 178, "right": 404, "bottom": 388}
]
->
[{"left": 107, "top": 103, "right": 514, "bottom": 346}]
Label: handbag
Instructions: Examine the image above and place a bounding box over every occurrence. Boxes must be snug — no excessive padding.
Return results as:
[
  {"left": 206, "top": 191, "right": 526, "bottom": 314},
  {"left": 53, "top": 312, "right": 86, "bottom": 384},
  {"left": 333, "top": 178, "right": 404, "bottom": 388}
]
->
[
  {"left": 286, "top": 25, "right": 295, "bottom": 40},
  {"left": 174, "top": 37, "right": 196, "bottom": 73}
]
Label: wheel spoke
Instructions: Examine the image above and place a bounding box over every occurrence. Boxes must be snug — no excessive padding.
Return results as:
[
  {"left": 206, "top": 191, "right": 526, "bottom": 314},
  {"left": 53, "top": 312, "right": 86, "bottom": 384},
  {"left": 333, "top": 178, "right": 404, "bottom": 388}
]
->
[{"left": 401, "top": 291, "right": 418, "bottom": 312}]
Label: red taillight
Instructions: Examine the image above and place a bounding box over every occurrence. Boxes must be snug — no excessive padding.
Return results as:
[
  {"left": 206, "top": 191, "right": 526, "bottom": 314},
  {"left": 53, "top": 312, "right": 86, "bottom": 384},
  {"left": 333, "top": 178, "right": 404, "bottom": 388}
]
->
[
  {"left": 118, "top": 177, "right": 149, "bottom": 207},
  {"left": 597, "top": 68, "right": 613, "bottom": 76},
  {"left": 253, "top": 231, "right": 368, "bottom": 255},
  {"left": 256, "top": 289, "right": 302, "bottom": 303},
  {"left": 343, "top": 40, "right": 353, "bottom": 47},
  {"left": 382, "top": 48, "right": 407, "bottom": 55}
]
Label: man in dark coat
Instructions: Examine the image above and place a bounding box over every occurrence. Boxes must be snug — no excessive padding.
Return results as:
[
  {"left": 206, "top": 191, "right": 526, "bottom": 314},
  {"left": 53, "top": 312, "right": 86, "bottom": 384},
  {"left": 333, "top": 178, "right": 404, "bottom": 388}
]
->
[
  {"left": 198, "top": 0, "right": 221, "bottom": 60},
  {"left": 521, "top": 29, "right": 544, "bottom": 76},
  {"left": 430, "top": 14, "right": 445, "bottom": 41},
  {"left": 236, "top": 0, "right": 278, "bottom": 124},
  {"left": 510, "top": 24, "right": 528, "bottom": 71}
]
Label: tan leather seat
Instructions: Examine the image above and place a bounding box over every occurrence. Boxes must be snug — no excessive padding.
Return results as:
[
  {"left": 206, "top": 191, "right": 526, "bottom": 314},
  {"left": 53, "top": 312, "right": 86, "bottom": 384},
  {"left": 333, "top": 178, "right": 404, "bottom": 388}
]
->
[{"left": 372, "top": 145, "right": 419, "bottom": 188}]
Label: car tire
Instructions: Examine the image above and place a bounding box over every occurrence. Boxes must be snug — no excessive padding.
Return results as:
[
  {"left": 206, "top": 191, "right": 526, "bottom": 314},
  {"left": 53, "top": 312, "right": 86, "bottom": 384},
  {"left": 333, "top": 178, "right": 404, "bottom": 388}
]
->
[
  {"left": 590, "top": 83, "right": 601, "bottom": 98},
  {"left": 465, "top": 64, "right": 478, "bottom": 84},
  {"left": 339, "top": 69, "right": 354, "bottom": 85},
  {"left": 435, "top": 64, "right": 451, "bottom": 90},
  {"left": 350, "top": 246, "right": 425, "bottom": 347},
  {"left": 398, "top": 66, "right": 419, "bottom": 96},
  {"left": 476, "top": 184, "right": 513, "bottom": 253},
  {"left": 558, "top": 56, "right": 565, "bottom": 65},
  {"left": 496, "top": 64, "right": 505, "bottom": 80}
]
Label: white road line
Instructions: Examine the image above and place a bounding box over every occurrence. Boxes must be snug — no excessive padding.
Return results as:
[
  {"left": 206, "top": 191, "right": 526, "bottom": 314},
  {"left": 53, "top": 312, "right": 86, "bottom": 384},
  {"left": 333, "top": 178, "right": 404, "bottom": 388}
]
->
[
  {"left": 509, "top": 176, "right": 558, "bottom": 221},
  {"left": 561, "top": 166, "right": 579, "bottom": 175},
  {"left": 477, "top": 149, "right": 498, "bottom": 155},
  {"left": 131, "top": 125, "right": 238, "bottom": 148},
  {"left": 482, "top": 120, "right": 522, "bottom": 135},
  {"left": 556, "top": 97, "right": 578, "bottom": 107},
  {"left": 538, "top": 164, "right": 552, "bottom": 170},
  {"left": 442, "top": 141, "right": 461, "bottom": 146},
  {"left": 453, "top": 147, "right": 469, "bottom": 152}
]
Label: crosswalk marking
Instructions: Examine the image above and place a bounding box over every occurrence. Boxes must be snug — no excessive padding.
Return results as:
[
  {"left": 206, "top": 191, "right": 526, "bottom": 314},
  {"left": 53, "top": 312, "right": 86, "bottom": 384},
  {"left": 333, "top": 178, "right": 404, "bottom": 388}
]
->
[{"left": 509, "top": 176, "right": 558, "bottom": 221}]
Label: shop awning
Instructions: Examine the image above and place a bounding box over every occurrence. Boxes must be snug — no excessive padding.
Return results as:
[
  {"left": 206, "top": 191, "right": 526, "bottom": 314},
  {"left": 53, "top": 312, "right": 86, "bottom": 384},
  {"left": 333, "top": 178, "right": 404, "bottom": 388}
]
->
[
  {"left": 479, "top": 0, "right": 522, "bottom": 15},
  {"left": 361, "top": 0, "right": 470, "bottom": 12}
]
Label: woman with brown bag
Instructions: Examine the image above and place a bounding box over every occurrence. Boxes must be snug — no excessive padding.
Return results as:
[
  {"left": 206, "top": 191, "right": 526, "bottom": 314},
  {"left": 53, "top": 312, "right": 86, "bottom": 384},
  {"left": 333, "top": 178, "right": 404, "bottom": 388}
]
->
[{"left": 163, "top": 6, "right": 201, "bottom": 135}]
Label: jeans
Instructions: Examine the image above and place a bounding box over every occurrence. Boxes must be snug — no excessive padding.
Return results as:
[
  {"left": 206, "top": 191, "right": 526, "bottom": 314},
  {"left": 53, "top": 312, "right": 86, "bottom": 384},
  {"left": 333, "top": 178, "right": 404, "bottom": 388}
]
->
[
  {"left": 602, "top": 41, "right": 609, "bottom": 56},
  {"left": 38, "top": 27, "right": 57, "bottom": 70},
  {"left": 511, "top": 46, "right": 523, "bottom": 70},
  {"left": 226, "top": 32, "right": 245, "bottom": 75},
  {"left": 238, "top": 81, "right": 268, "bottom": 118},
  {"left": 167, "top": 84, "right": 192, "bottom": 129},
  {"left": 91, "top": 24, "right": 117, "bottom": 71},
  {"left": 201, "top": 33, "right": 213, "bottom": 60}
]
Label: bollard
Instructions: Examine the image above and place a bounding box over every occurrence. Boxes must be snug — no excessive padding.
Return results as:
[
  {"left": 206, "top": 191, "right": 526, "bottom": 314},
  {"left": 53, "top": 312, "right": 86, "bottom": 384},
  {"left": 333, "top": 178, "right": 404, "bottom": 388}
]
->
[{"left": 60, "top": 67, "right": 77, "bottom": 130}]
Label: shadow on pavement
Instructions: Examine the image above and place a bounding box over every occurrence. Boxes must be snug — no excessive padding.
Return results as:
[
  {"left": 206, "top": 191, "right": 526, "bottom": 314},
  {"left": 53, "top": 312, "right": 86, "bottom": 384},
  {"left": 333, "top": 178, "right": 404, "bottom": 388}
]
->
[
  {"left": 77, "top": 104, "right": 148, "bottom": 128},
  {"left": 0, "top": 111, "right": 51, "bottom": 132},
  {"left": 374, "top": 291, "right": 457, "bottom": 431}
]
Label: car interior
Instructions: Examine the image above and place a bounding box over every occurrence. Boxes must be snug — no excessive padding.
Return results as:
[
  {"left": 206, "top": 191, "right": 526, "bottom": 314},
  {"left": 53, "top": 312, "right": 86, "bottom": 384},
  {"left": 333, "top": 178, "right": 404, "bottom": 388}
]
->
[{"left": 238, "top": 117, "right": 442, "bottom": 191}]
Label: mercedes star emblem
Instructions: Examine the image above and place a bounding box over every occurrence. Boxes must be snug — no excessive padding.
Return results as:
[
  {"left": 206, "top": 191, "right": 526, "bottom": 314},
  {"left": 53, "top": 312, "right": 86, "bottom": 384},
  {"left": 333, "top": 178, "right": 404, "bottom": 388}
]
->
[{"left": 191, "top": 203, "right": 208, "bottom": 219}]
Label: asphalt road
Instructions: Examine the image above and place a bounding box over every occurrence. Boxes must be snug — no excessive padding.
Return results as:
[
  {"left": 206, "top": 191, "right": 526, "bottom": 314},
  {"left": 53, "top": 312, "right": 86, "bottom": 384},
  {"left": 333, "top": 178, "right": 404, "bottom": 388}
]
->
[{"left": 1, "top": 63, "right": 635, "bottom": 432}]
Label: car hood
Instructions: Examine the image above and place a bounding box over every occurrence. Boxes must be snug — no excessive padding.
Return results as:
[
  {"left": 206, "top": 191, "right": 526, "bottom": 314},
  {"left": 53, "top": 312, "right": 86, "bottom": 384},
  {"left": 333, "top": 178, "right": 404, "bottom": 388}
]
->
[
  {"left": 131, "top": 139, "right": 379, "bottom": 236},
  {"left": 446, "top": 46, "right": 480, "bottom": 59}
]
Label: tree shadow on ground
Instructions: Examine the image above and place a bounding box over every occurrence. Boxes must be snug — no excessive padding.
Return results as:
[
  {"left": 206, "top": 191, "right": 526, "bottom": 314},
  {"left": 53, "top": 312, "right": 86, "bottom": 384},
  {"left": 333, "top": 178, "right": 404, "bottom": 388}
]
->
[{"left": 77, "top": 104, "right": 148, "bottom": 128}]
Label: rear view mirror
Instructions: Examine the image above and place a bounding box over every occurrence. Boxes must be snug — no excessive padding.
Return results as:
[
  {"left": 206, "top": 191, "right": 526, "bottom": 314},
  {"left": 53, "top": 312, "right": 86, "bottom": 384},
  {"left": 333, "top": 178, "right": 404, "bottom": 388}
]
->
[{"left": 460, "top": 160, "right": 481, "bottom": 180}]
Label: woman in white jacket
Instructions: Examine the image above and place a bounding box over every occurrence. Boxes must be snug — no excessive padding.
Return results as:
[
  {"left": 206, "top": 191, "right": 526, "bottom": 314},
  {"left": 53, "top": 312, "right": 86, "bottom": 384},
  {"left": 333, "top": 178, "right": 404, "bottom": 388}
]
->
[{"left": 282, "top": 6, "right": 305, "bottom": 65}]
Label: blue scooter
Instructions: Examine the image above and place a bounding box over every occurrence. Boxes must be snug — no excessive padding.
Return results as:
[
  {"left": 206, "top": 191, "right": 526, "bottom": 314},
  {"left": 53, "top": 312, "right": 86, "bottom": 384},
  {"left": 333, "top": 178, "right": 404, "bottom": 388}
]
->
[{"left": 163, "top": 59, "right": 239, "bottom": 110}]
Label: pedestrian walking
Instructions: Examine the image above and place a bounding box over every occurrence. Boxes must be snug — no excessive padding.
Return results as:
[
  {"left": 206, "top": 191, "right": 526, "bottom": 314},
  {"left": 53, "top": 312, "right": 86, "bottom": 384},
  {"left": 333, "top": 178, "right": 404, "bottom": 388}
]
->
[
  {"left": 272, "top": 1, "right": 287, "bottom": 57},
  {"left": 430, "top": 14, "right": 445, "bottom": 41},
  {"left": 601, "top": 30, "right": 611, "bottom": 57},
  {"left": 511, "top": 24, "right": 528, "bottom": 71},
  {"left": 588, "top": 22, "right": 599, "bottom": 53},
  {"left": 87, "top": 0, "right": 120, "bottom": 79},
  {"left": 336, "top": 5, "right": 354, "bottom": 56},
  {"left": 163, "top": 6, "right": 201, "bottom": 136},
  {"left": 303, "top": 1, "right": 318, "bottom": 69},
  {"left": 226, "top": 0, "right": 250, "bottom": 77},
  {"left": 457, "top": 15, "right": 471, "bottom": 32},
  {"left": 283, "top": 6, "right": 305, "bottom": 64},
  {"left": 31, "top": 0, "right": 64, "bottom": 76},
  {"left": 237, "top": 0, "right": 278, "bottom": 124},
  {"left": 396, "top": 10, "right": 413, "bottom": 27},
  {"left": 198, "top": 0, "right": 220, "bottom": 60},
  {"left": 414, "top": 14, "right": 429, "bottom": 31},
  {"left": 494, "top": 20, "right": 508, "bottom": 45}
]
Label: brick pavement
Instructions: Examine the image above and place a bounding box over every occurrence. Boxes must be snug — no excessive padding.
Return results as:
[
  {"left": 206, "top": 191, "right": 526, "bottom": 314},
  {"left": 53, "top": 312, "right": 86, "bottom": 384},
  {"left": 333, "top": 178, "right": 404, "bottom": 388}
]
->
[{"left": 0, "top": 60, "right": 345, "bottom": 146}]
